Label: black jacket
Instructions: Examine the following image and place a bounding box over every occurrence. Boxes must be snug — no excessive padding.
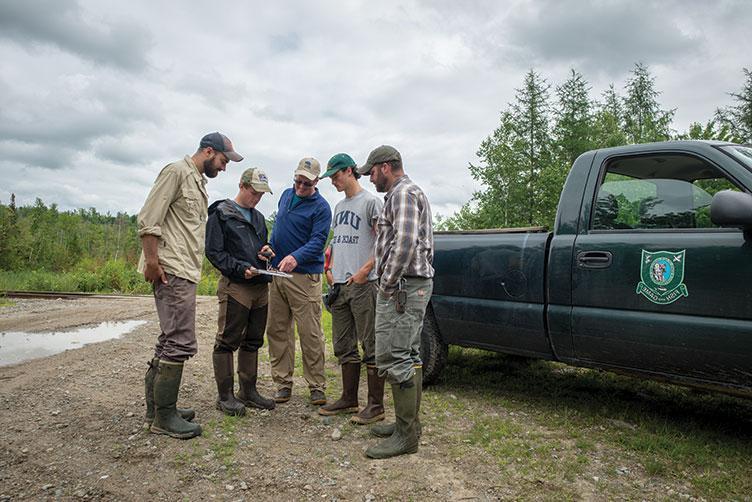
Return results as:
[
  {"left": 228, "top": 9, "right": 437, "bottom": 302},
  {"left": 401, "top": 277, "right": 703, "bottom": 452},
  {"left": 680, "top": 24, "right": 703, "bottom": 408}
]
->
[{"left": 205, "top": 199, "right": 271, "bottom": 285}]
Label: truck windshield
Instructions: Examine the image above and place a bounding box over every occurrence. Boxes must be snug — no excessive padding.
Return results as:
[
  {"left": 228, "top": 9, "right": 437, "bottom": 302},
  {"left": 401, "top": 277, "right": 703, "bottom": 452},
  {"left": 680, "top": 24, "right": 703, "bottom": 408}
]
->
[{"left": 720, "top": 145, "right": 752, "bottom": 172}]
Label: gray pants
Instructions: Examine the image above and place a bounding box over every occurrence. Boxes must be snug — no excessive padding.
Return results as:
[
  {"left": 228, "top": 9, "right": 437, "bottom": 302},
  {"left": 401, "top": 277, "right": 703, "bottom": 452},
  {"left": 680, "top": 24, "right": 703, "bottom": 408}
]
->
[
  {"left": 153, "top": 274, "right": 198, "bottom": 362},
  {"left": 331, "top": 280, "right": 377, "bottom": 365},
  {"left": 375, "top": 277, "right": 433, "bottom": 384}
]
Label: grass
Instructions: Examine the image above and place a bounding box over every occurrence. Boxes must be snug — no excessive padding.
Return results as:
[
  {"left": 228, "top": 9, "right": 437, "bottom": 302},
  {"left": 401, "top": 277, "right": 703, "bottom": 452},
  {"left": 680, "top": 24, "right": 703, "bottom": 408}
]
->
[
  {"left": 0, "top": 297, "right": 15, "bottom": 307},
  {"left": 430, "top": 346, "right": 752, "bottom": 500}
]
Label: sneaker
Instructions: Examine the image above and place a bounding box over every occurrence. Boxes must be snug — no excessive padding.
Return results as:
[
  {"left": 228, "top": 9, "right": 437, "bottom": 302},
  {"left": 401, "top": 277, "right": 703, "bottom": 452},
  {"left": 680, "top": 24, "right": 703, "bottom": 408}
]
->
[
  {"left": 274, "top": 387, "right": 292, "bottom": 403},
  {"left": 310, "top": 389, "right": 327, "bottom": 405}
]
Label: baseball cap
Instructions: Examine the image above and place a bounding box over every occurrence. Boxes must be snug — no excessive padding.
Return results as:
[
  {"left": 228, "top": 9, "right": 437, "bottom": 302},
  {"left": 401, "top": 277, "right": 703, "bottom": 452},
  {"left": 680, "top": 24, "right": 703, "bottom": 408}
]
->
[
  {"left": 199, "top": 132, "right": 243, "bottom": 162},
  {"left": 357, "top": 145, "right": 402, "bottom": 175},
  {"left": 321, "top": 153, "right": 356, "bottom": 178},
  {"left": 240, "top": 167, "right": 272, "bottom": 194},
  {"left": 294, "top": 157, "right": 321, "bottom": 180}
]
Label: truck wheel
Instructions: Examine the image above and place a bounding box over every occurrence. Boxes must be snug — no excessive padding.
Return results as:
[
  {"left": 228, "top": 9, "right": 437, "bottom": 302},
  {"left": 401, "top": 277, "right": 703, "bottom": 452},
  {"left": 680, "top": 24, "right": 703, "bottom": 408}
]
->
[{"left": 420, "top": 304, "right": 448, "bottom": 386}]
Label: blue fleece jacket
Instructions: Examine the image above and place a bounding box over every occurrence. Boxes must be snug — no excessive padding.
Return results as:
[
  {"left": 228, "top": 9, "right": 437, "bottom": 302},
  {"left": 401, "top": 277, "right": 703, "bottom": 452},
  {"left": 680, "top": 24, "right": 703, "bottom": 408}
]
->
[{"left": 270, "top": 187, "right": 332, "bottom": 274}]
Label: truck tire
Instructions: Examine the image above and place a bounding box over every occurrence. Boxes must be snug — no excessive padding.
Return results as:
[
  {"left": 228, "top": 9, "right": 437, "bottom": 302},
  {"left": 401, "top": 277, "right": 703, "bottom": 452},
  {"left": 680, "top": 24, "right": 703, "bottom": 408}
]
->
[{"left": 420, "top": 304, "right": 448, "bottom": 386}]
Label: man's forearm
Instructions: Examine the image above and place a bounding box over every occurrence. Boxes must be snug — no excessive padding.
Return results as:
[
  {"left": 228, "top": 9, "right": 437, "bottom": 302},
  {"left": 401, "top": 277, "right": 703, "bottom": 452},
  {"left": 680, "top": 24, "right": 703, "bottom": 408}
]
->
[{"left": 141, "top": 235, "right": 160, "bottom": 264}]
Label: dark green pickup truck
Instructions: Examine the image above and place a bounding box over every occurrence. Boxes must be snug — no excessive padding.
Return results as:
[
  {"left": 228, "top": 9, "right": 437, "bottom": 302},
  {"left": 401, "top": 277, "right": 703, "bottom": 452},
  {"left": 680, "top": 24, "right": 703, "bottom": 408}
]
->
[{"left": 420, "top": 141, "right": 752, "bottom": 398}]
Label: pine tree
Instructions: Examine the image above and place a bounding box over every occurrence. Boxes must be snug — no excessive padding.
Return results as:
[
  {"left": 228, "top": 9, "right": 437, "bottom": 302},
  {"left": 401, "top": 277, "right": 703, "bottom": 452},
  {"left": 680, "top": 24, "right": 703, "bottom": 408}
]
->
[
  {"left": 622, "top": 63, "right": 675, "bottom": 143},
  {"left": 716, "top": 67, "right": 752, "bottom": 143},
  {"left": 593, "top": 84, "right": 628, "bottom": 147}
]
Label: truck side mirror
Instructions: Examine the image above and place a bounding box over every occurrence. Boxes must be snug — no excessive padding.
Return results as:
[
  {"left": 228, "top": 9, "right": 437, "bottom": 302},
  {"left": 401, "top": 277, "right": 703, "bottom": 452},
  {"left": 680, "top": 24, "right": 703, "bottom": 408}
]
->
[{"left": 711, "top": 190, "right": 752, "bottom": 237}]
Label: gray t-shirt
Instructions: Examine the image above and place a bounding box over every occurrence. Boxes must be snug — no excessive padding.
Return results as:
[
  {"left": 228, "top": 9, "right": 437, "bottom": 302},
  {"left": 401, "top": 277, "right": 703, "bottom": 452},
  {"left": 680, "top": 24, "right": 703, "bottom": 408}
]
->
[{"left": 330, "top": 189, "right": 383, "bottom": 284}]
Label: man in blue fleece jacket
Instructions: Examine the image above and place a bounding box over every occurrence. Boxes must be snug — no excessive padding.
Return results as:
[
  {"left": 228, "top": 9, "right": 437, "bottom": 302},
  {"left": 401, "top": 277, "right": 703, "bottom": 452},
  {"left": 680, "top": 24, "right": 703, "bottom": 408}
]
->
[{"left": 264, "top": 157, "right": 332, "bottom": 405}]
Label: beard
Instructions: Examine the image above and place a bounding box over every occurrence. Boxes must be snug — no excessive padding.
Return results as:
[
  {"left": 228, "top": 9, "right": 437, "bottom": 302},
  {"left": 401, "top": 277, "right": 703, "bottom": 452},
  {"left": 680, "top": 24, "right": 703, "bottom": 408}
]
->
[
  {"left": 203, "top": 158, "right": 219, "bottom": 178},
  {"left": 373, "top": 172, "right": 388, "bottom": 192}
]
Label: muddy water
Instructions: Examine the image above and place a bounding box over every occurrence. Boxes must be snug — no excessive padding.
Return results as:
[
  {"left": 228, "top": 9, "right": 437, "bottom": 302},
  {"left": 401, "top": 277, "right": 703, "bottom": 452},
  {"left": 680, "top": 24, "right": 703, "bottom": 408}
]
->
[{"left": 0, "top": 320, "right": 146, "bottom": 366}]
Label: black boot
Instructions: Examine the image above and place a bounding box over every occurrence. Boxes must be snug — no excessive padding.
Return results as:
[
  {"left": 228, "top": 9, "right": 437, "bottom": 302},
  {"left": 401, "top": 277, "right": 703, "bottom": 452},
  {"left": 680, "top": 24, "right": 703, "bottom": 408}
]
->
[
  {"left": 318, "top": 362, "right": 360, "bottom": 416},
  {"left": 237, "top": 350, "right": 275, "bottom": 410},
  {"left": 351, "top": 365, "right": 385, "bottom": 424},
  {"left": 150, "top": 360, "right": 202, "bottom": 439},
  {"left": 365, "top": 373, "right": 419, "bottom": 459},
  {"left": 213, "top": 352, "right": 246, "bottom": 416},
  {"left": 370, "top": 366, "right": 422, "bottom": 437},
  {"left": 144, "top": 357, "right": 195, "bottom": 429}
]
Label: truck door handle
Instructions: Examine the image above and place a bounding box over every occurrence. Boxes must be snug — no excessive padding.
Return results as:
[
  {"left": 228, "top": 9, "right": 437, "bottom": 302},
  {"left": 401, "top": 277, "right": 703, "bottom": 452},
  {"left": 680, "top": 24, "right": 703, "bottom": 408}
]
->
[{"left": 577, "top": 251, "right": 612, "bottom": 269}]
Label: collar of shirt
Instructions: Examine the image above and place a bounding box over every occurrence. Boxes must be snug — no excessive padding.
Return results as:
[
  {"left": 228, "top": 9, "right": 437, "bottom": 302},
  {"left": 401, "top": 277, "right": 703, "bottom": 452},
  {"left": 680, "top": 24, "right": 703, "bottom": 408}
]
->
[
  {"left": 184, "top": 155, "right": 208, "bottom": 191},
  {"left": 384, "top": 174, "right": 409, "bottom": 201}
]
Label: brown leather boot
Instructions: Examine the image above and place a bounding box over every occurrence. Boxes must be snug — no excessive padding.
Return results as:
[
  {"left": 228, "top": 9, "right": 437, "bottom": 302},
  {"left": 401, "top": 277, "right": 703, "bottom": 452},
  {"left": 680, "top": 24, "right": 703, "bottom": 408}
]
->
[
  {"left": 351, "top": 365, "right": 385, "bottom": 425},
  {"left": 237, "top": 350, "right": 275, "bottom": 410},
  {"left": 318, "top": 362, "right": 360, "bottom": 416}
]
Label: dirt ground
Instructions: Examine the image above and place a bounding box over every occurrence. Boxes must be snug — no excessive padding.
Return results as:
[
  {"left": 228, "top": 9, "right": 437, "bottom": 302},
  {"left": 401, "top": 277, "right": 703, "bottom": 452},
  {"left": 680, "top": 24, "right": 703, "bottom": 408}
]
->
[{"left": 0, "top": 297, "right": 506, "bottom": 501}]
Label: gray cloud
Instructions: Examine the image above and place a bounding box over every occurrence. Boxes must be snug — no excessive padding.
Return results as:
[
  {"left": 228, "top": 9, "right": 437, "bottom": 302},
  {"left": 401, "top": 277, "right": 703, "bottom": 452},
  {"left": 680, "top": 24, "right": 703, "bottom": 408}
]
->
[
  {"left": 0, "top": 0, "right": 151, "bottom": 71},
  {"left": 503, "top": 0, "right": 699, "bottom": 75}
]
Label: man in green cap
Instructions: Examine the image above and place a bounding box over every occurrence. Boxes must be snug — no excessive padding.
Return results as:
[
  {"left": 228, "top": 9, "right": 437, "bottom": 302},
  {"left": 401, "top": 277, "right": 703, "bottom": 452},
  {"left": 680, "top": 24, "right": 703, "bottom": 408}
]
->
[
  {"left": 205, "top": 167, "right": 277, "bottom": 417},
  {"left": 318, "top": 153, "right": 385, "bottom": 425},
  {"left": 358, "top": 145, "right": 434, "bottom": 459}
]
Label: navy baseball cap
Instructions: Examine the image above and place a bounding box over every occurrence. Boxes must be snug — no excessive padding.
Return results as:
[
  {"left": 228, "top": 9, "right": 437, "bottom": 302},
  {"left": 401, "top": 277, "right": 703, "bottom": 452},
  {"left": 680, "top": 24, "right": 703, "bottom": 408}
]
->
[{"left": 199, "top": 132, "right": 243, "bottom": 162}]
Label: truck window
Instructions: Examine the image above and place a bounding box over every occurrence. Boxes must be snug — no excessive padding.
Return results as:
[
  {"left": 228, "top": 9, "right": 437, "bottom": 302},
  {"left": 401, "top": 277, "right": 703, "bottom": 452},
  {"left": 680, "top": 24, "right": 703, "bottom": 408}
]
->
[{"left": 591, "top": 153, "right": 742, "bottom": 230}]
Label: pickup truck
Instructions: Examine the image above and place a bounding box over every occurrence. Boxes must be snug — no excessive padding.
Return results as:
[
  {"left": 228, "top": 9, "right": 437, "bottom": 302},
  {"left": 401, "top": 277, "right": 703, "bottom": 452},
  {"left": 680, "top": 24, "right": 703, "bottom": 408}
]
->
[{"left": 420, "top": 140, "right": 752, "bottom": 398}]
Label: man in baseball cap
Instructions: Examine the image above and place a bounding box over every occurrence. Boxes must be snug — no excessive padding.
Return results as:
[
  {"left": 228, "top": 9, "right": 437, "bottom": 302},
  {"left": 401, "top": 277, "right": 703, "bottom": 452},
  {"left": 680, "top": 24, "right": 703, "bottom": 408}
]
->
[
  {"left": 200, "top": 132, "right": 244, "bottom": 163},
  {"left": 205, "top": 167, "right": 277, "bottom": 417},
  {"left": 137, "top": 132, "right": 243, "bottom": 439},
  {"left": 264, "top": 157, "right": 332, "bottom": 406},
  {"left": 318, "top": 153, "right": 386, "bottom": 425},
  {"left": 356, "top": 145, "right": 402, "bottom": 176}
]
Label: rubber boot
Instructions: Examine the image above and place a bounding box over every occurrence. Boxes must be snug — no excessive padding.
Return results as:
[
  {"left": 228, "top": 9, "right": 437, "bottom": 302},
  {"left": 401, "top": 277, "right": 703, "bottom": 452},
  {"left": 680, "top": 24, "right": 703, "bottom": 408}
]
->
[
  {"left": 351, "top": 365, "right": 385, "bottom": 424},
  {"left": 237, "top": 350, "right": 275, "bottom": 410},
  {"left": 365, "top": 374, "right": 419, "bottom": 459},
  {"left": 150, "top": 360, "right": 202, "bottom": 439},
  {"left": 370, "top": 366, "right": 422, "bottom": 437},
  {"left": 318, "top": 362, "right": 360, "bottom": 416},
  {"left": 213, "top": 352, "right": 246, "bottom": 416},
  {"left": 144, "top": 357, "right": 195, "bottom": 429}
]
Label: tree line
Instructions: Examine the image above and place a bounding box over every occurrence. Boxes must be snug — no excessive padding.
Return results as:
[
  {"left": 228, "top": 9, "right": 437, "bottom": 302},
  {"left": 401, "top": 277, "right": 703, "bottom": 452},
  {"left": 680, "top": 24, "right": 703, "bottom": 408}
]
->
[
  {"left": 436, "top": 63, "right": 752, "bottom": 231},
  {"left": 1, "top": 63, "right": 750, "bottom": 292}
]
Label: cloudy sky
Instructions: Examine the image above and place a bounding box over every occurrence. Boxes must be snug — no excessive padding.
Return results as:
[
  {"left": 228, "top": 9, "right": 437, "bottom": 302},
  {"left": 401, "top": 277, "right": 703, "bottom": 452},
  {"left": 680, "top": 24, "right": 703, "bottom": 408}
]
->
[{"left": 0, "top": 0, "right": 749, "bottom": 219}]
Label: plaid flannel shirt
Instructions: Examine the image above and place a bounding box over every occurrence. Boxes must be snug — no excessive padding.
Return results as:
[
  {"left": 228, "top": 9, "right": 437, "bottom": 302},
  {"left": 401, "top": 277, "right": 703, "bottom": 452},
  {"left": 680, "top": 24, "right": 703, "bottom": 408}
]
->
[{"left": 374, "top": 175, "right": 434, "bottom": 296}]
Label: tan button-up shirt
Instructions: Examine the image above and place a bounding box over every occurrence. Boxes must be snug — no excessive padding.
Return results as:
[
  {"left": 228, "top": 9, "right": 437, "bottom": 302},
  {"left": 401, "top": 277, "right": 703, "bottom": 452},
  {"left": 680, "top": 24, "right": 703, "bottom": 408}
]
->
[{"left": 137, "top": 155, "right": 208, "bottom": 284}]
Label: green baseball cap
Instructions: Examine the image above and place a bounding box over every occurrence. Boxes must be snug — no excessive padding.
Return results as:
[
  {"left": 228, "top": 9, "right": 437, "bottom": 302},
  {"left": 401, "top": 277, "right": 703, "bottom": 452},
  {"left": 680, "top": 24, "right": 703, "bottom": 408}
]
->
[
  {"left": 357, "top": 145, "right": 402, "bottom": 175},
  {"left": 321, "top": 153, "right": 356, "bottom": 178}
]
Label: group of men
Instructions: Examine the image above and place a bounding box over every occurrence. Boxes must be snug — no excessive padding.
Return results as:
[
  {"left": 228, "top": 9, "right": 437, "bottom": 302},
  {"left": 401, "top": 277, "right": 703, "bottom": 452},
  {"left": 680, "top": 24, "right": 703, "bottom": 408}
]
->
[{"left": 137, "top": 132, "right": 434, "bottom": 459}]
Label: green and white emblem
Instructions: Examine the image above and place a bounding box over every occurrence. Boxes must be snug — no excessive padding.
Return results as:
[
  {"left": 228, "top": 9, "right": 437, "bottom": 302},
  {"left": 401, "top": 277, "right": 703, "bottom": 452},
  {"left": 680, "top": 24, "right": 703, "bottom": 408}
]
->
[{"left": 636, "top": 250, "right": 689, "bottom": 305}]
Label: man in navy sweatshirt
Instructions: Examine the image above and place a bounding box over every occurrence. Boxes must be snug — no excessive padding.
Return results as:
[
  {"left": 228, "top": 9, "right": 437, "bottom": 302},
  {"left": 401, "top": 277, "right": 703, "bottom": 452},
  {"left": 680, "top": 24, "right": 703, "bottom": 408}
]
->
[{"left": 263, "top": 157, "right": 332, "bottom": 405}]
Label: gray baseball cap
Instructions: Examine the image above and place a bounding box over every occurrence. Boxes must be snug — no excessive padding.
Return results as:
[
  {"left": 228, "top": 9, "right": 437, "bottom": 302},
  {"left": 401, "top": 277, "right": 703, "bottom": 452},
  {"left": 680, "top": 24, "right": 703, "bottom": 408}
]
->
[{"left": 357, "top": 145, "right": 401, "bottom": 175}]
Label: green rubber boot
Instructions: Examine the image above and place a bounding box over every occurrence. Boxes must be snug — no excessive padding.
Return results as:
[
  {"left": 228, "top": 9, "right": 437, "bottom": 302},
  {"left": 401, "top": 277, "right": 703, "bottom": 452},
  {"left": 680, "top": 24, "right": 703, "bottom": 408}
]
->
[
  {"left": 144, "top": 358, "right": 195, "bottom": 429},
  {"left": 365, "top": 375, "right": 419, "bottom": 459},
  {"left": 370, "top": 366, "right": 422, "bottom": 438},
  {"left": 150, "top": 360, "right": 202, "bottom": 439}
]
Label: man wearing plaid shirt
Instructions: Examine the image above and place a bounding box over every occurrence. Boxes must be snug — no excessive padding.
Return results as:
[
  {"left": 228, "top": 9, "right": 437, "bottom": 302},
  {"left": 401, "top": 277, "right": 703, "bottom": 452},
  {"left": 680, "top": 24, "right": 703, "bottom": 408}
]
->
[{"left": 357, "top": 145, "right": 434, "bottom": 459}]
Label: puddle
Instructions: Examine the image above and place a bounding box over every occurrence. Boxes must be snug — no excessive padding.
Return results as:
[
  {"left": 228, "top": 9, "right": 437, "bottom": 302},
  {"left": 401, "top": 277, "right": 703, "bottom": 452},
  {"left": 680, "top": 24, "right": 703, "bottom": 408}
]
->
[{"left": 0, "top": 320, "right": 147, "bottom": 367}]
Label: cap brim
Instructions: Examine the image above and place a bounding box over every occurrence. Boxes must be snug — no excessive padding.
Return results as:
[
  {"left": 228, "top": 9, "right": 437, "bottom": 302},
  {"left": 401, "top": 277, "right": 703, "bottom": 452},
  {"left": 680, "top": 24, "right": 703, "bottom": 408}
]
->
[
  {"left": 321, "top": 166, "right": 347, "bottom": 178},
  {"left": 225, "top": 151, "right": 243, "bottom": 162},
  {"left": 356, "top": 164, "right": 372, "bottom": 175},
  {"left": 252, "top": 183, "right": 273, "bottom": 194},
  {"left": 294, "top": 169, "right": 318, "bottom": 180}
]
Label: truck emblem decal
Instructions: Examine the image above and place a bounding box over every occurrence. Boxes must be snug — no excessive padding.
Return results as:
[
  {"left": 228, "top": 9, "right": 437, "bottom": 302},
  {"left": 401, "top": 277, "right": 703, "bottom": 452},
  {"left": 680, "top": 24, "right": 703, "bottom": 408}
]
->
[{"left": 636, "top": 250, "right": 689, "bottom": 305}]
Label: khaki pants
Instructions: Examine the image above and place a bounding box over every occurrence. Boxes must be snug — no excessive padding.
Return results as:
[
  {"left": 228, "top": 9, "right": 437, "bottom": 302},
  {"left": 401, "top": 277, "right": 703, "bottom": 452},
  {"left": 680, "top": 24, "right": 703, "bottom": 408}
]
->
[{"left": 266, "top": 273, "right": 326, "bottom": 391}]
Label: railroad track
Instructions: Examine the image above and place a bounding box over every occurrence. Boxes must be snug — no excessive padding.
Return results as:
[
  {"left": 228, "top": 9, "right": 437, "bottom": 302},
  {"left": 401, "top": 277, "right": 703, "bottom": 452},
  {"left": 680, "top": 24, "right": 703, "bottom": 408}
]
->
[{"left": 1, "top": 290, "right": 151, "bottom": 300}]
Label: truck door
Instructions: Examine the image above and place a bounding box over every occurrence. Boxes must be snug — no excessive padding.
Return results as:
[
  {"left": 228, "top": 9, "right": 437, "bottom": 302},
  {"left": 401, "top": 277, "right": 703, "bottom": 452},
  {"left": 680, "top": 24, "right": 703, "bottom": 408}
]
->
[{"left": 570, "top": 145, "right": 752, "bottom": 390}]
